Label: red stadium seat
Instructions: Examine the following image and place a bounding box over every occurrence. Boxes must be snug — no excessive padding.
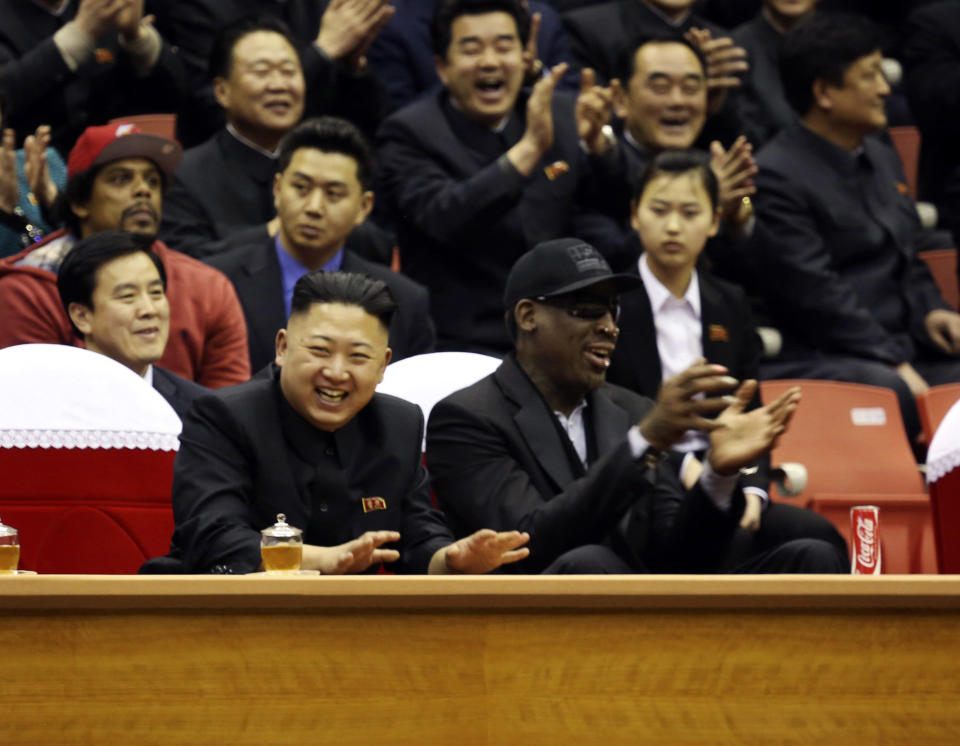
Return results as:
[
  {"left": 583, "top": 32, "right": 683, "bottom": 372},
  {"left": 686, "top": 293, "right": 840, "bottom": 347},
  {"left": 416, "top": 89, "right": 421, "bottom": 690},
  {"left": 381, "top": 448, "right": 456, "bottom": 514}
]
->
[{"left": 762, "top": 380, "right": 935, "bottom": 573}]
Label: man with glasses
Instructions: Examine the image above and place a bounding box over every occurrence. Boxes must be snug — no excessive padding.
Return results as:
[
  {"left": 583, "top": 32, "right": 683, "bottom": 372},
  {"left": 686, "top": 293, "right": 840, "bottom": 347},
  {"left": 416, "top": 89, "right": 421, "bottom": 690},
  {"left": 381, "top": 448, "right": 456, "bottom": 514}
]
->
[{"left": 426, "top": 238, "right": 846, "bottom": 574}]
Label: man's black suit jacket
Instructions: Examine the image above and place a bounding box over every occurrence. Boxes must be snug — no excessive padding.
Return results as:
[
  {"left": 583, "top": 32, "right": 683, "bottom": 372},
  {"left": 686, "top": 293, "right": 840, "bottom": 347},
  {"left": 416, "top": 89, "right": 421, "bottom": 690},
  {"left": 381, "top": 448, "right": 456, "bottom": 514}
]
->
[
  {"left": 170, "top": 368, "right": 453, "bottom": 573},
  {"left": 206, "top": 237, "right": 436, "bottom": 373},
  {"left": 753, "top": 122, "right": 949, "bottom": 365},
  {"left": 152, "top": 366, "right": 208, "bottom": 420},
  {"left": 426, "top": 355, "right": 743, "bottom": 573},
  {"left": 376, "top": 89, "right": 627, "bottom": 354},
  {"left": 0, "top": 0, "right": 186, "bottom": 154}
]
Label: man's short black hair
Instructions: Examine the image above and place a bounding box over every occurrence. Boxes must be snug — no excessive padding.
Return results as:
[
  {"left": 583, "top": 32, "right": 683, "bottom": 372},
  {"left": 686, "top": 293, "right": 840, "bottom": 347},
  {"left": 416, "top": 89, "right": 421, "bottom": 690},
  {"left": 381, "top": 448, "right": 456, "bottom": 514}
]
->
[
  {"left": 614, "top": 34, "right": 707, "bottom": 86},
  {"left": 57, "top": 230, "right": 165, "bottom": 338},
  {"left": 291, "top": 271, "right": 397, "bottom": 331},
  {"left": 431, "top": 0, "right": 531, "bottom": 58},
  {"left": 633, "top": 149, "right": 719, "bottom": 212},
  {"left": 54, "top": 163, "right": 168, "bottom": 237},
  {"left": 780, "top": 13, "right": 885, "bottom": 116},
  {"left": 276, "top": 117, "right": 375, "bottom": 191},
  {"left": 209, "top": 14, "right": 299, "bottom": 79}
]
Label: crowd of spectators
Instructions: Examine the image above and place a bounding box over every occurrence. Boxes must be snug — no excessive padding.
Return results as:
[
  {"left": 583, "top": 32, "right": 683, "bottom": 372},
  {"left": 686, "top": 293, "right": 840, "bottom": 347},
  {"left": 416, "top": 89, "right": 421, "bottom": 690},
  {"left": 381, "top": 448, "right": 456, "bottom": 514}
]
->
[{"left": 2, "top": 0, "right": 959, "bottom": 574}]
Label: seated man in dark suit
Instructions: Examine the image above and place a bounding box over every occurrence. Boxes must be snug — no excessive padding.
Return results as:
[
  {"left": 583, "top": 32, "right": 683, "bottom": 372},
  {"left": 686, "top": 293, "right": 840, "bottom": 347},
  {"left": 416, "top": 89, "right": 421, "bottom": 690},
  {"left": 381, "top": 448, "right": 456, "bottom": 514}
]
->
[
  {"left": 0, "top": 0, "right": 186, "bottom": 155},
  {"left": 753, "top": 14, "right": 960, "bottom": 440},
  {"left": 377, "top": 0, "right": 625, "bottom": 354},
  {"left": 56, "top": 230, "right": 207, "bottom": 419},
  {"left": 209, "top": 117, "right": 436, "bottom": 374},
  {"left": 168, "top": 270, "right": 530, "bottom": 574},
  {"left": 159, "top": 16, "right": 389, "bottom": 259},
  {"left": 427, "top": 237, "right": 847, "bottom": 574},
  {"left": 607, "top": 149, "right": 845, "bottom": 556},
  {"left": 366, "top": 0, "right": 580, "bottom": 113},
  {"left": 562, "top": 0, "right": 749, "bottom": 146}
]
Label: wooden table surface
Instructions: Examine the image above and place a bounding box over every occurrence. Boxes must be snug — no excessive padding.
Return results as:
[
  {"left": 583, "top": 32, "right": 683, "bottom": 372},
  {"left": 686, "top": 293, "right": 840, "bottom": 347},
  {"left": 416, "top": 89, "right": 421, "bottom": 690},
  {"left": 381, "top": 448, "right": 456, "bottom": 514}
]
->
[{"left": 2, "top": 575, "right": 959, "bottom": 744}]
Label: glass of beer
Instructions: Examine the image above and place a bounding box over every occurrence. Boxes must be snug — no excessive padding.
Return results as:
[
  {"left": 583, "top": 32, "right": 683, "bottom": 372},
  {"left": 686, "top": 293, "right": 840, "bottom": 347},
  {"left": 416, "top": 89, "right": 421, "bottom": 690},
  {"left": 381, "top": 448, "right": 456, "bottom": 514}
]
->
[
  {"left": 260, "top": 513, "right": 303, "bottom": 573},
  {"left": 0, "top": 516, "right": 19, "bottom": 574}
]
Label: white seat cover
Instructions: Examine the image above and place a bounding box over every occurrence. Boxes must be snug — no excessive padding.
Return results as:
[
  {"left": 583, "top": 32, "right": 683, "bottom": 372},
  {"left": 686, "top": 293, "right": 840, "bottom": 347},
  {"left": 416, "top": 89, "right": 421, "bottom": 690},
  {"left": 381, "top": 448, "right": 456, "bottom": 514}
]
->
[{"left": 0, "top": 344, "right": 181, "bottom": 451}]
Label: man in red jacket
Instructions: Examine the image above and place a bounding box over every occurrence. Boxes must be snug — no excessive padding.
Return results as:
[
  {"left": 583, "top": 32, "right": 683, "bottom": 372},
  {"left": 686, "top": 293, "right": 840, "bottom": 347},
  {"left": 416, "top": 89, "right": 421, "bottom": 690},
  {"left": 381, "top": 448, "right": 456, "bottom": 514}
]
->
[{"left": 0, "top": 122, "right": 250, "bottom": 387}]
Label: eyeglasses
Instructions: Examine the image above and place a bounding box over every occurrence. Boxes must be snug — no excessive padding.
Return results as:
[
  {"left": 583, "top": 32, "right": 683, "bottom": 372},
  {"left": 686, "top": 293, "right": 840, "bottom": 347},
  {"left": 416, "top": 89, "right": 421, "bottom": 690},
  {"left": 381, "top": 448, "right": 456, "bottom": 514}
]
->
[{"left": 534, "top": 295, "right": 621, "bottom": 324}]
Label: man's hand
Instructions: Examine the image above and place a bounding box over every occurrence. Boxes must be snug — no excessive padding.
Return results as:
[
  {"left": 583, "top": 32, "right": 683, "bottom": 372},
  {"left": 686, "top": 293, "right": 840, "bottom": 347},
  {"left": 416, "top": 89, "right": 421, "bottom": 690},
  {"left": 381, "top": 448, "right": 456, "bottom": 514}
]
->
[
  {"left": 708, "top": 380, "right": 800, "bottom": 476},
  {"left": 639, "top": 359, "right": 740, "bottom": 451},
  {"left": 430, "top": 529, "right": 530, "bottom": 574},
  {"left": 925, "top": 309, "right": 960, "bottom": 355},
  {"left": 507, "top": 62, "right": 567, "bottom": 176},
  {"left": 710, "top": 136, "right": 757, "bottom": 224},
  {"left": 575, "top": 68, "right": 615, "bottom": 156},
  {"left": 685, "top": 28, "right": 747, "bottom": 113},
  {"left": 315, "top": 0, "right": 394, "bottom": 68},
  {"left": 740, "top": 491, "right": 762, "bottom": 531},
  {"left": 23, "top": 126, "right": 58, "bottom": 209},
  {"left": 522, "top": 9, "right": 542, "bottom": 79},
  {"left": 0, "top": 128, "right": 17, "bottom": 214},
  {"left": 896, "top": 361, "right": 930, "bottom": 396},
  {"left": 74, "top": 0, "right": 132, "bottom": 40},
  {"left": 115, "top": 0, "right": 146, "bottom": 42},
  {"left": 301, "top": 530, "right": 401, "bottom": 574}
]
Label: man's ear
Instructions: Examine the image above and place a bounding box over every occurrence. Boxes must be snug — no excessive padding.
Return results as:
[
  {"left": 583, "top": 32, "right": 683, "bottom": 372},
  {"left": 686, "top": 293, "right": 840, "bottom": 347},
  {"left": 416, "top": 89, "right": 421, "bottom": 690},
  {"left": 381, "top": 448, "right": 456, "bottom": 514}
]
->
[
  {"left": 515, "top": 299, "right": 537, "bottom": 333},
  {"left": 70, "top": 200, "right": 89, "bottom": 223},
  {"left": 275, "top": 328, "right": 288, "bottom": 367},
  {"left": 377, "top": 346, "right": 393, "bottom": 383},
  {"left": 213, "top": 77, "right": 230, "bottom": 110},
  {"left": 434, "top": 55, "right": 449, "bottom": 87},
  {"left": 68, "top": 302, "right": 93, "bottom": 338},
  {"left": 273, "top": 172, "right": 283, "bottom": 211},
  {"left": 356, "top": 191, "right": 374, "bottom": 226},
  {"left": 812, "top": 78, "right": 833, "bottom": 112}
]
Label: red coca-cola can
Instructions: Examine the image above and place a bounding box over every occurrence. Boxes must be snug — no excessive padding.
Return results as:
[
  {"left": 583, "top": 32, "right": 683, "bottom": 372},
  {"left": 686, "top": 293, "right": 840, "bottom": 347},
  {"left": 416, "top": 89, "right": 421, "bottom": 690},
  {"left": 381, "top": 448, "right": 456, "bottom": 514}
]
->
[{"left": 850, "top": 505, "right": 881, "bottom": 575}]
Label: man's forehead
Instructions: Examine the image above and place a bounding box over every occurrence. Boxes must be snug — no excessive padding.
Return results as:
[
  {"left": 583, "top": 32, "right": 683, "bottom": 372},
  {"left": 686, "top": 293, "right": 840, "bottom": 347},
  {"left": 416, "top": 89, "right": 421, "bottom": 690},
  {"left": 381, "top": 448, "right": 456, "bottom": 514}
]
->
[
  {"left": 451, "top": 11, "right": 520, "bottom": 40},
  {"left": 95, "top": 252, "right": 161, "bottom": 289},
  {"left": 290, "top": 302, "right": 388, "bottom": 337},
  {"left": 284, "top": 147, "right": 360, "bottom": 181},
  {"left": 99, "top": 157, "right": 160, "bottom": 173},
  {"left": 635, "top": 42, "right": 704, "bottom": 78},
  {"left": 232, "top": 30, "right": 299, "bottom": 65}
]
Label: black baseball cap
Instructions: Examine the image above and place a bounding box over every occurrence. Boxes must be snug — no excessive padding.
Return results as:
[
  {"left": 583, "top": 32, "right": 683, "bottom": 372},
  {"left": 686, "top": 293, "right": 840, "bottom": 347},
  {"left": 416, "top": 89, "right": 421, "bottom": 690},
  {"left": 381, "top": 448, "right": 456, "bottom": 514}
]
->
[{"left": 503, "top": 238, "right": 641, "bottom": 309}]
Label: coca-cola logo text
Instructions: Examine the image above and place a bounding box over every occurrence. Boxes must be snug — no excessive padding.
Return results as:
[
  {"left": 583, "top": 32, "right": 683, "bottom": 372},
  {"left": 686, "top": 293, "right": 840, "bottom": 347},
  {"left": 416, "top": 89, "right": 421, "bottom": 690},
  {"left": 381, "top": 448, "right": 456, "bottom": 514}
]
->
[{"left": 856, "top": 516, "right": 877, "bottom": 568}]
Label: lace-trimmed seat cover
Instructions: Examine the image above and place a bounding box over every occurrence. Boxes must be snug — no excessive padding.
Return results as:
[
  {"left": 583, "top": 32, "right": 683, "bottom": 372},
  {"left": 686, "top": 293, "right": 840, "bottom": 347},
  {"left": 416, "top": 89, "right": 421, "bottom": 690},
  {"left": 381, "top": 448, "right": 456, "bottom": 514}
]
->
[{"left": 0, "top": 345, "right": 181, "bottom": 573}]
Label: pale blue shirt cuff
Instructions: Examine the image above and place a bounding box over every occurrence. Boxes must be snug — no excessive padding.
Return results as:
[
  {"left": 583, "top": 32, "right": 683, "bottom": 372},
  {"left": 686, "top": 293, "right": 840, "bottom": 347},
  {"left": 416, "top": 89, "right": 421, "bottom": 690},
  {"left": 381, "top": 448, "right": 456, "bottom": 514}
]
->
[{"left": 743, "top": 486, "right": 770, "bottom": 508}]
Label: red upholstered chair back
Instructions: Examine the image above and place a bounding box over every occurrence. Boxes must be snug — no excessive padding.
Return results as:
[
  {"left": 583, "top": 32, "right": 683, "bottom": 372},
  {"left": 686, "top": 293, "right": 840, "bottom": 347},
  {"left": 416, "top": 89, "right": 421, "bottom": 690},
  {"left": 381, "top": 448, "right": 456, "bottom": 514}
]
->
[{"left": 0, "top": 448, "right": 175, "bottom": 573}]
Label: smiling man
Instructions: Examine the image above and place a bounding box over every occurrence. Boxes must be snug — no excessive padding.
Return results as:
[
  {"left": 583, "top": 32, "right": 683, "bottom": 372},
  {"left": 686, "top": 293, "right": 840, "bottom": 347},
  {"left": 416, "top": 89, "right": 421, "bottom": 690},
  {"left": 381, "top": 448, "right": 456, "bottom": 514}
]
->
[
  {"left": 426, "top": 238, "right": 844, "bottom": 574},
  {"left": 0, "top": 122, "right": 250, "bottom": 387},
  {"left": 377, "top": 0, "right": 627, "bottom": 354},
  {"left": 165, "top": 270, "right": 529, "bottom": 575},
  {"left": 56, "top": 230, "right": 207, "bottom": 418},
  {"left": 208, "top": 117, "right": 435, "bottom": 373}
]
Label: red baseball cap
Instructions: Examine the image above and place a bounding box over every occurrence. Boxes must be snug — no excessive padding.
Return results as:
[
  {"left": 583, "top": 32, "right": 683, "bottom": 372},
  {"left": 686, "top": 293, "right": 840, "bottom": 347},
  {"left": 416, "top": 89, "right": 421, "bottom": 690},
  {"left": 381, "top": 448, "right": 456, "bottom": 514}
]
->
[{"left": 67, "top": 123, "right": 183, "bottom": 179}]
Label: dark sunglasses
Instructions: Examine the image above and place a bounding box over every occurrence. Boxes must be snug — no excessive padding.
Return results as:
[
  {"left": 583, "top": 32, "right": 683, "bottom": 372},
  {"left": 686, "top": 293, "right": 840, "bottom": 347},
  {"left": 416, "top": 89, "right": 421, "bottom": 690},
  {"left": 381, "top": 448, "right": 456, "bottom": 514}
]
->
[{"left": 534, "top": 295, "right": 621, "bottom": 323}]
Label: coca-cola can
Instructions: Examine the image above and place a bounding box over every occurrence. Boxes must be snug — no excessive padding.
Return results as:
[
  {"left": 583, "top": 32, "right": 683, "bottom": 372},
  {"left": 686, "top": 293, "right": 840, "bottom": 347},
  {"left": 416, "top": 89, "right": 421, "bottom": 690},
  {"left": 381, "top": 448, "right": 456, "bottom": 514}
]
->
[{"left": 850, "top": 505, "right": 881, "bottom": 575}]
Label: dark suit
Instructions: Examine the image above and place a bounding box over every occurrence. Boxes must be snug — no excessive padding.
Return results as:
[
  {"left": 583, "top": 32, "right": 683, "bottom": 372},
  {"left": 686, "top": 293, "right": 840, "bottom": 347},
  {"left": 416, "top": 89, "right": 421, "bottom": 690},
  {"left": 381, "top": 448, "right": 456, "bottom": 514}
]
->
[
  {"left": 160, "top": 129, "right": 276, "bottom": 257},
  {"left": 753, "top": 122, "right": 960, "bottom": 437},
  {"left": 206, "top": 237, "right": 436, "bottom": 373},
  {"left": 0, "top": 0, "right": 186, "bottom": 154},
  {"left": 426, "top": 355, "right": 751, "bottom": 574},
  {"left": 148, "top": 0, "right": 387, "bottom": 147},
  {"left": 732, "top": 12, "right": 797, "bottom": 148},
  {"left": 169, "top": 367, "right": 453, "bottom": 573},
  {"left": 152, "top": 366, "right": 208, "bottom": 420},
  {"left": 366, "top": 0, "right": 580, "bottom": 113},
  {"left": 376, "top": 89, "right": 627, "bottom": 353},
  {"left": 903, "top": 1, "right": 960, "bottom": 249}
]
